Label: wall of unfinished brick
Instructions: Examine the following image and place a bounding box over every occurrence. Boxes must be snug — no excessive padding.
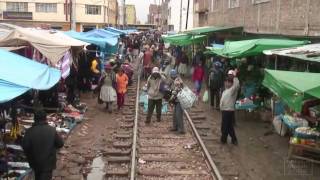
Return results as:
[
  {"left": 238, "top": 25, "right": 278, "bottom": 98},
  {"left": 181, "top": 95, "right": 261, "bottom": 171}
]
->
[{"left": 194, "top": 0, "right": 320, "bottom": 36}]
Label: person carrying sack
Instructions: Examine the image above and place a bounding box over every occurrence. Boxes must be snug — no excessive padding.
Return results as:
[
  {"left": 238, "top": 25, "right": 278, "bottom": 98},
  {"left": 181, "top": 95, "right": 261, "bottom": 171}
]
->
[{"left": 168, "top": 69, "right": 185, "bottom": 134}]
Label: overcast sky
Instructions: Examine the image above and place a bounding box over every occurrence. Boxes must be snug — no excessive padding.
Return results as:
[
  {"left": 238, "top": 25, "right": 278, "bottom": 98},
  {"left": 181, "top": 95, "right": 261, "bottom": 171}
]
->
[{"left": 121, "top": 0, "right": 160, "bottom": 24}]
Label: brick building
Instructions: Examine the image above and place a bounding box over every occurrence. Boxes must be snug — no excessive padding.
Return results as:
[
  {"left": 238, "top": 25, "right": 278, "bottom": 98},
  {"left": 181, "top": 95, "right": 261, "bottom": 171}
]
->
[{"left": 194, "top": 0, "right": 320, "bottom": 36}]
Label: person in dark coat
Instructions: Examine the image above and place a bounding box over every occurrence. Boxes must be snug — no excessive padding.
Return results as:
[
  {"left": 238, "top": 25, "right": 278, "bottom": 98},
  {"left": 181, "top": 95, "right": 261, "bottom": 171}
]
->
[
  {"left": 22, "top": 110, "right": 64, "bottom": 180},
  {"left": 209, "top": 62, "right": 224, "bottom": 110}
]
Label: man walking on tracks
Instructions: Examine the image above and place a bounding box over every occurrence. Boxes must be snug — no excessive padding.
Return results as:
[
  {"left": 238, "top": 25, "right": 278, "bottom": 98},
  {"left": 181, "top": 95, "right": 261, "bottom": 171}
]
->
[
  {"left": 169, "top": 69, "right": 185, "bottom": 134},
  {"left": 22, "top": 110, "right": 64, "bottom": 180},
  {"left": 146, "top": 67, "right": 165, "bottom": 124},
  {"left": 220, "top": 69, "right": 240, "bottom": 145},
  {"left": 209, "top": 62, "right": 224, "bottom": 110}
]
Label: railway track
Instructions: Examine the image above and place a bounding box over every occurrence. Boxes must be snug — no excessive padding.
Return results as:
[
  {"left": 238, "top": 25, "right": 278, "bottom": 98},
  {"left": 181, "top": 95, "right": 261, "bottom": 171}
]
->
[{"left": 103, "top": 69, "right": 222, "bottom": 180}]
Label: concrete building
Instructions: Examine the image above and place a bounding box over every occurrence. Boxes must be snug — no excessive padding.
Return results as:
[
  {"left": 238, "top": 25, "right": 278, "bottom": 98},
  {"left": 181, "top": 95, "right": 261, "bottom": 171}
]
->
[
  {"left": 108, "top": 0, "right": 118, "bottom": 26},
  {"left": 118, "top": 0, "right": 125, "bottom": 25},
  {"left": 125, "top": 4, "right": 136, "bottom": 25},
  {"left": 168, "top": 0, "right": 193, "bottom": 32},
  {"left": 193, "top": 0, "right": 320, "bottom": 36},
  {"left": 0, "top": 0, "right": 118, "bottom": 31},
  {"left": 160, "top": 0, "right": 170, "bottom": 31},
  {"left": 148, "top": 4, "right": 161, "bottom": 25}
]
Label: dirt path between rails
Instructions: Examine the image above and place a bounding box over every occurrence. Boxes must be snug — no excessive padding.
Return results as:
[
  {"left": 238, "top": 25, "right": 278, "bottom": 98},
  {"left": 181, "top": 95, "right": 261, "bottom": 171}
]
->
[{"left": 53, "top": 93, "right": 123, "bottom": 180}]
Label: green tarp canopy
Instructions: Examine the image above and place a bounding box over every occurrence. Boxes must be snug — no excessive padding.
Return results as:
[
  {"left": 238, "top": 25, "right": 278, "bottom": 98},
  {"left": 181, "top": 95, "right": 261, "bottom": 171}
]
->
[
  {"left": 184, "top": 26, "right": 243, "bottom": 35},
  {"left": 162, "top": 33, "right": 206, "bottom": 46},
  {"left": 262, "top": 69, "right": 320, "bottom": 112},
  {"left": 206, "top": 39, "right": 309, "bottom": 58},
  {"left": 263, "top": 43, "right": 320, "bottom": 63}
]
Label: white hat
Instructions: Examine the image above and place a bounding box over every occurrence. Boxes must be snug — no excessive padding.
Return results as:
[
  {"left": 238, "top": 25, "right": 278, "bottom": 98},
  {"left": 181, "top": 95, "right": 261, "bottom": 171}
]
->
[
  {"left": 228, "top": 70, "right": 235, "bottom": 75},
  {"left": 152, "top": 67, "right": 160, "bottom": 74}
]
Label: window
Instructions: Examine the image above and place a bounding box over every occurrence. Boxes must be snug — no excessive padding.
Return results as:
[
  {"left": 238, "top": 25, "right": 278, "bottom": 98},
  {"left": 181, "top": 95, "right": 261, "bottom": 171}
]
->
[
  {"left": 36, "top": 3, "right": 57, "bottom": 13},
  {"left": 64, "top": 3, "right": 70, "bottom": 15},
  {"left": 210, "top": 0, "right": 218, "bottom": 12},
  {"left": 252, "top": 0, "right": 270, "bottom": 4},
  {"left": 6, "top": 2, "right": 28, "bottom": 12},
  {"left": 228, "top": 0, "right": 239, "bottom": 8},
  {"left": 85, "top": 5, "right": 101, "bottom": 15}
]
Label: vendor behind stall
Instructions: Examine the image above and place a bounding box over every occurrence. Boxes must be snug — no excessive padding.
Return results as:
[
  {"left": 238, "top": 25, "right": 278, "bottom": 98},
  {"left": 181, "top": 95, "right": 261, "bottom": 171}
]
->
[{"left": 22, "top": 110, "right": 64, "bottom": 180}]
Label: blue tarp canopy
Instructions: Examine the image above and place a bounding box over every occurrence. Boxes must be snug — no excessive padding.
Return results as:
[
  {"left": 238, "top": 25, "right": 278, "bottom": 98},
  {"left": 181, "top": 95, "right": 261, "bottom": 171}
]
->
[
  {"left": 85, "top": 29, "right": 119, "bottom": 39},
  {"left": 105, "top": 27, "right": 137, "bottom": 35},
  {"left": 0, "top": 49, "right": 61, "bottom": 103},
  {"left": 64, "top": 30, "right": 118, "bottom": 49}
]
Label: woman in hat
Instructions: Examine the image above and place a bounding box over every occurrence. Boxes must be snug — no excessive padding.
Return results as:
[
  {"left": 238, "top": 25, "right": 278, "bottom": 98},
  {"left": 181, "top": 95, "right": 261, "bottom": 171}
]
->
[{"left": 99, "top": 64, "right": 117, "bottom": 113}]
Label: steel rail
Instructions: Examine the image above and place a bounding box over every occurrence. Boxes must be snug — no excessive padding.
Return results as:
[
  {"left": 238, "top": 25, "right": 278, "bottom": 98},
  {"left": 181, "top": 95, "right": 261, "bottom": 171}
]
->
[
  {"left": 130, "top": 68, "right": 141, "bottom": 180},
  {"left": 184, "top": 109, "right": 224, "bottom": 180}
]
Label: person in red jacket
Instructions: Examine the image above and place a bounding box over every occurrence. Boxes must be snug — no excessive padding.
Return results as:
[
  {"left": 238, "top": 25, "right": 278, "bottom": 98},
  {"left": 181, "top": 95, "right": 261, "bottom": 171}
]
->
[{"left": 192, "top": 63, "right": 205, "bottom": 96}]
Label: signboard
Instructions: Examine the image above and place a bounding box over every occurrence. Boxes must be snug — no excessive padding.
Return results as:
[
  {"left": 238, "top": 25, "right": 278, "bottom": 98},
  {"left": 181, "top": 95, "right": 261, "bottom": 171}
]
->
[{"left": 3, "top": 11, "right": 32, "bottom": 20}]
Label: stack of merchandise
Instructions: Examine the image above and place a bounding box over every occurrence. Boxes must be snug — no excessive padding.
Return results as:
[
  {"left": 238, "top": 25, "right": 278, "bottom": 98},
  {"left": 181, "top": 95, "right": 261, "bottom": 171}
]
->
[
  {"left": 19, "top": 103, "right": 87, "bottom": 139},
  {"left": 235, "top": 97, "right": 258, "bottom": 111},
  {"left": 0, "top": 144, "right": 32, "bottom": 179},
  {"left": 281, "top": 115, "right": 309, "bottom": 130},
  {"left": 290, "top": 127, "right": 320, "bottom": 147},
  {"left": 309, "top": 105, "right": 320, "bottom": 118}
]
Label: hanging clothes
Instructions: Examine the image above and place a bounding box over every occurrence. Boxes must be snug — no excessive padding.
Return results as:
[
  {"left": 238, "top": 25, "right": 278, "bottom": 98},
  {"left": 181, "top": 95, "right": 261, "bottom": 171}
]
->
[{"left": 60, "top": 51, "right": 72, "bottom": 79}]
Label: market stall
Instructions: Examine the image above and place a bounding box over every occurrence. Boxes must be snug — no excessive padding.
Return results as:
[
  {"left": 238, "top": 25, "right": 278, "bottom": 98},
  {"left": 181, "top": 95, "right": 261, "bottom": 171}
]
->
[
  {"left": 262, "top": 69, "right": 320, "bottom": 163},
  {"left": 0, "top": 50, "right": 60, "bottom": 179},
  {"left": 0, "top": 45, "right": 87, "bottom": 179},
  {"left": 205, "top": 38, "right": 310, "bottom": 111},
  {"left": 0, "top": 23, "right": 88, "bottom": 66},
  {"left": 263, "top": 43, "right": 320, "bottom": 72}
]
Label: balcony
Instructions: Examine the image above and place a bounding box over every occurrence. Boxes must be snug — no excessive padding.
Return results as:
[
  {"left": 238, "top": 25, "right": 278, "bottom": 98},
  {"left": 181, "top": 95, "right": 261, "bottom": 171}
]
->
[
  {"left": 3, "top": 11, "right": 32, "bottom": 20},
  {"left": 195, "top": 0, "right": 209, "bottom": 13}
]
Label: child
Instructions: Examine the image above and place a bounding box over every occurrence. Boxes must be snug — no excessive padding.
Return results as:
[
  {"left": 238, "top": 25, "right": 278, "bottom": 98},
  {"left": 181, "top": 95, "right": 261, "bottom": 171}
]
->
[{"left": 116, "top": 68, "right": 129, "bottom": 110}]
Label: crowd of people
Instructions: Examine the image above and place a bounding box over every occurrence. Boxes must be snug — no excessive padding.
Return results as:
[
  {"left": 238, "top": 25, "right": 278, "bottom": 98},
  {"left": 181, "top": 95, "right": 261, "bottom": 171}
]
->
[
  {"left": 20, "top": 29, "right": 241, "bottom": 180},
  {"left": 94, "top": 30, "right": 240, "bottom": 143}
]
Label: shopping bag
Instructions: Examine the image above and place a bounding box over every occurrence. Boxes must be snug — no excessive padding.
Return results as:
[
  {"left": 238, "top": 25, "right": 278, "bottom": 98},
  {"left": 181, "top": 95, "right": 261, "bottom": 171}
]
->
[
  {"left": 189, "top": 67, "right": 194, "bottom": 76},
  {"left": 202, "top": 90, "right": 209, "bottom": 103},
  {"left": 177, "top": 86, "right": 197, "bottom": 109}
]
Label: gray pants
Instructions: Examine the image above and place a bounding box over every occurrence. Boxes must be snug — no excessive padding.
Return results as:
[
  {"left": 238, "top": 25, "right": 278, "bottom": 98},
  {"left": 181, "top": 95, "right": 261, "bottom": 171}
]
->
[
  {"left": 146, "top": 99, "right": 162, "bottom": 122},
  {"left": 173, "top": 102, "right": 185, "bottom": 133}
]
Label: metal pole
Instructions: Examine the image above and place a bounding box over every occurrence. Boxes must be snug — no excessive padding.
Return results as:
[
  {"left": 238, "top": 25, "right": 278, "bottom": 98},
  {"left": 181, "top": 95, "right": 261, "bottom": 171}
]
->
[
  {"left": 185, "top": 0, "right": 190, "bottom": 30},
  {"left": 179, "top": 0, "right": 183, "bottom": 32},
  {"left": 123, "top": 0, "right": 126, "bottom": 28},
  {"left": 71, "top": 0, "right": 76, "bottom": 30},
  {"left": 69, "top": 0, "right": 72, "bottom": 30},
  {"left": 130, "top": 68, "right": 141, "bottom": 180}
]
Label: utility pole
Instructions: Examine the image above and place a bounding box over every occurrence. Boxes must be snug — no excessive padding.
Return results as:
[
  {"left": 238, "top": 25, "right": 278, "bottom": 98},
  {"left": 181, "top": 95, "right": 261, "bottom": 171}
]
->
[
  {"left": 185, "top": 0, "right": 190, "bottom": 30},
  {"left": 70, "top": 0, "right": 76, "bottom": 30},
  {"left": 179, "top": 0, "right": 183, "bottom": 32},
  {"left": 123, "top": 0, "right": 126, "bottom": 29}
]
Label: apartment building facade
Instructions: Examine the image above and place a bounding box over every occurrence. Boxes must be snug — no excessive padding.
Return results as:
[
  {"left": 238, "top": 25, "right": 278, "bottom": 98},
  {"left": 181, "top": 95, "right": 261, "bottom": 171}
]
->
[
  {"left": 125, "top": 4, "right": 136, "bottom": 25},
  {"left": 148, "top": 4, "right": 161, "bottom": 25},
  {"left": 194, "top": 0, "right": 320, "bottom": 36},
  {"left": 0, "top": 0, "right": 118, "bottom": 31}
]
